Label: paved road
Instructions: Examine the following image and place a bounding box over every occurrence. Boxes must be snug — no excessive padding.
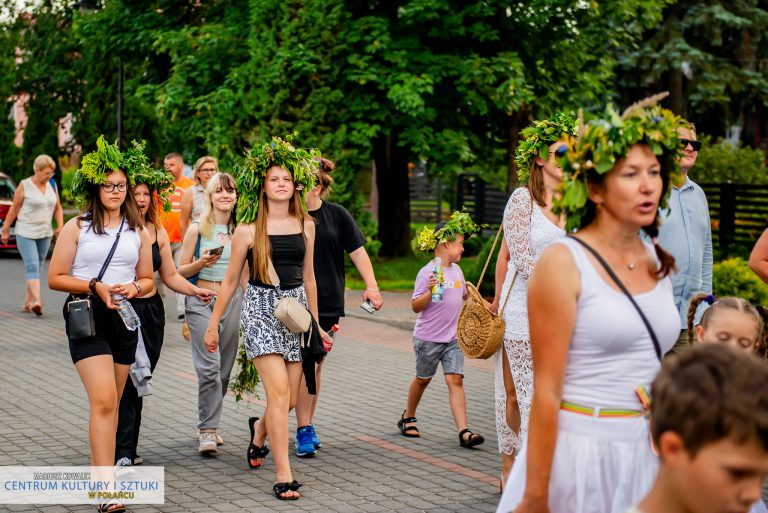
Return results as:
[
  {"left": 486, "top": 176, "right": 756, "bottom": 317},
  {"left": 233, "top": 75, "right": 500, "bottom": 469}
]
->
[{"left": 0, "top": 253, "right": 500, "bottom": 513}]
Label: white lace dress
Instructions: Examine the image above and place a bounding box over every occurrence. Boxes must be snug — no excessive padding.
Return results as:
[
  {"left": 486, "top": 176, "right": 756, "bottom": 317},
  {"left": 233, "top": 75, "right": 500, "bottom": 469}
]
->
[{"left": 494, "top": 187, "right": 565, "bottom": 454}]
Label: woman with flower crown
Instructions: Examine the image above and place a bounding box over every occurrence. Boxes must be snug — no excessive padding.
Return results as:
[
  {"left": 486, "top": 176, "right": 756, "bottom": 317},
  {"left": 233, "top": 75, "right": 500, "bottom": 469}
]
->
[
  {"left": 498, "top": 97, "right": 683, "bottom": 513},
  {"left": 48, "top": 136, "right": 155, "bottom": 513},
  {"left": 491, "top": 114, "right": 575, "bottom": 489},
  {"left": 115, "top": 143, "right": 216, "bottom": 468},
  {"left": 203, "top": 135, "right": 326, "bottom": 501}
]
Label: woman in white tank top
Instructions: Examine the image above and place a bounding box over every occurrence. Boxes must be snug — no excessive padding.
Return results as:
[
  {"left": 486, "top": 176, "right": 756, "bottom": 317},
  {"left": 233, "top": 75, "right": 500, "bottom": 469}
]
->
[
  {"left": 180, "top": 156, "right": 218, "bottom": 239},
  {"left": 498, "top": 101, "right": 685, "bottom": 513},
  {"left": 0, "top": 155, "right": 64, "bottom": 315},
  {"left": 48, "top": 136, "right": 154, "bottom": 513}
]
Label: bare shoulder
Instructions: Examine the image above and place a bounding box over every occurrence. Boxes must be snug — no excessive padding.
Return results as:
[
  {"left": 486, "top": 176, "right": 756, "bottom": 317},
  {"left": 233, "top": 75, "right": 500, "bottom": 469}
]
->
[
  {"left": 234, "top": 223, "right": 254, "bottom": 239},
  {"left": 532, "top": 242, "right": 579, "bottom": 286},
  {"left": 303, "top": 217, "right": 315, "bottom": 237}
]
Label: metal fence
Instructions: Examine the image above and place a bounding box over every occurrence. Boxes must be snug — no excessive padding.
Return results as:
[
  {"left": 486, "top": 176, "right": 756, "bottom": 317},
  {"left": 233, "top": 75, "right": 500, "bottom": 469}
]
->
[{"left": 700, "top": 182, "right": 768, "bottom": 259}]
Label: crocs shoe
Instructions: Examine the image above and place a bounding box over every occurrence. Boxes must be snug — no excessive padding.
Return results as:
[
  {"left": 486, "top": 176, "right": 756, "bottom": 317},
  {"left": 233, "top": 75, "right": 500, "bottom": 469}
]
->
[
  {"left": 295, "top": 426, "right": 316, "bottom": 457},
  {"left": 308, "top": 424, "right": 321, "bottom": 449}
]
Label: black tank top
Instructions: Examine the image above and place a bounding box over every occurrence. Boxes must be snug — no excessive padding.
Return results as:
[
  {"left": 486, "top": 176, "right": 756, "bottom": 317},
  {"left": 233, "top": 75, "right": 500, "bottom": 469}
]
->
[
  {"left": 151, "top": 241, "right": 161, "bottom": 272},
  {"left": 247, "top": 233, "right": 305, "bottom": 288}
]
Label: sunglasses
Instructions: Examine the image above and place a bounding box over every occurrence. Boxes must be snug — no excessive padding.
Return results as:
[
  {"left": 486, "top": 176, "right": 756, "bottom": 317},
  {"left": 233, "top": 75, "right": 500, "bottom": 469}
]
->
[{"left": 679, "top": 138, "right": 702, "bottom": 151}]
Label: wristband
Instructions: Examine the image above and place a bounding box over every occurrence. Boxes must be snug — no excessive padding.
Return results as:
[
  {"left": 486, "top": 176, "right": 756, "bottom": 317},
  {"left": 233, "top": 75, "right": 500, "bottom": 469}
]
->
[
  {"left": 88, "top": 278, "right": 100, "bottom": 294},
  {"left": 365, "top": 288, "right": 379, "bottom": 292},
  {"left": 133, "top": 281, "right": 142, "bottom": 296}
]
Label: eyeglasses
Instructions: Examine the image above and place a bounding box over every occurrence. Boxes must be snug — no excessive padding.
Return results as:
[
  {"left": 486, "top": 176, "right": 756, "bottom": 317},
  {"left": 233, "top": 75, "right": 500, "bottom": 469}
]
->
[
  {"left": 101, "top": 182, "right": 128, "bottom": 193},
  {"left": 679, "top": 138, "right": 702, "bottom": 151},
  {"left": 199, "top": 168, "right": 217, "bottom": 174}
]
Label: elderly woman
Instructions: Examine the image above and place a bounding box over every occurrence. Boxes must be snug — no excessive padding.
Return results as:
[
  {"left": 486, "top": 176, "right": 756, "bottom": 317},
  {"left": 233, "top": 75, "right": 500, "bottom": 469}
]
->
[{"left": 1, "top": 154, "right": 64, "bottom": 315}]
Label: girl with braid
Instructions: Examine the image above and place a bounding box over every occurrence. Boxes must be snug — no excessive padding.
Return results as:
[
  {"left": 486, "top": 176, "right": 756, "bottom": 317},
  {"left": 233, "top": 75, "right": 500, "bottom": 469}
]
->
[{"left": 687, "top": 293, "right": 767, "bottom": 357}]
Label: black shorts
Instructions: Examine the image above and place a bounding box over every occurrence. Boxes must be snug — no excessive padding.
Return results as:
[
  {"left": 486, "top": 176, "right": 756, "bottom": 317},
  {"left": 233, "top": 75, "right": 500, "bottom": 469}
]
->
[
  {"left": 64, "top": 295, "right": 138, "bottom": 365},
  {"left": 318, "top": 315, "right": 340, "bottom": 333}
]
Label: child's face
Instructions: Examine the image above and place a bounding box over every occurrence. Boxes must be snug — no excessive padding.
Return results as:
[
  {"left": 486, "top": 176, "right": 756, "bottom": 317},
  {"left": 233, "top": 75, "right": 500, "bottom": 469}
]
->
[
  {"left": 439, "top": 235, "right": 465, "bottom": 264},
  {"left": 696, "top": 311, "right": 760, "bottom": 353},
  {"left": 671, "top": 435, "right": 768, "bottom": 513}
]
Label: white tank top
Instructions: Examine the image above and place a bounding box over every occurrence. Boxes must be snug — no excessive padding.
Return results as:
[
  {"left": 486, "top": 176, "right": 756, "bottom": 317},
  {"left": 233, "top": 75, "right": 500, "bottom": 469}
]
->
[
  {"left": 15, "top": 178, "right": 57, "bottom": 238},
  {"left": 71, "top": 219, "right": 141, "bottom": 285},
  {"left": 558, "top": 237, "right": 679, "bottom": 409}
]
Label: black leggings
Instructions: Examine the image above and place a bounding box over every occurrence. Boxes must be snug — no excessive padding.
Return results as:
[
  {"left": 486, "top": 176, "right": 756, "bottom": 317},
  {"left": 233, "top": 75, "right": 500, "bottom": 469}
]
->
[{"left": 115, "top": 294, "right": 165, "bottom": 462}]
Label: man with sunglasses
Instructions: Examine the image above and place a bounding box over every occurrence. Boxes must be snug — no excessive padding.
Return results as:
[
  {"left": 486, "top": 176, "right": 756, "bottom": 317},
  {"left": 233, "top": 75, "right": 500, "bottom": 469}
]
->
[{"left": 657, "top": 124, "right": 712, "bottom": 356}]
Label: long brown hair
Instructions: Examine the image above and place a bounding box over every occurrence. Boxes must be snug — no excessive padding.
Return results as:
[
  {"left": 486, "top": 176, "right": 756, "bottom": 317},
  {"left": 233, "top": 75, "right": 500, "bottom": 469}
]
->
[
  {"left": 78, "top": 171, "right": 143, "bottom": 234},
  {"left": 134, "top": 182, "right": 160, "bottom": 229},
  {"left": 250, "top": 168, "right": 310, "bottom": 284},
  {"left": 583, "top": 143, "right": 676, "bottom": 277}
]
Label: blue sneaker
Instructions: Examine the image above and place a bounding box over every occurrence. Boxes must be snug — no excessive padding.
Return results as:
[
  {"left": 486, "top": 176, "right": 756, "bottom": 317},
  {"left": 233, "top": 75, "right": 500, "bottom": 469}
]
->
[
  {"left": 308, "top": 424, "right": 321, "bottom": 449},
  {"left": 295, "top": 426, "right": 317, "bottom": 457}
]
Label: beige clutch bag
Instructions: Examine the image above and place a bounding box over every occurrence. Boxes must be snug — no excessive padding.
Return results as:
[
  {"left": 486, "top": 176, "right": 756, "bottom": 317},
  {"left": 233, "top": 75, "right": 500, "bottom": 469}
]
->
[{"left": 269, "top": 258, "right": 312, "bottom": 334}]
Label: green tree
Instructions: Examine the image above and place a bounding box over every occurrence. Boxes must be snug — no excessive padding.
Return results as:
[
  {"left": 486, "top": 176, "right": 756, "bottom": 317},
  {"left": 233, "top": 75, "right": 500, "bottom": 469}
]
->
[{"left": 616, "top": 1, "right": 768, "bottom": 142}]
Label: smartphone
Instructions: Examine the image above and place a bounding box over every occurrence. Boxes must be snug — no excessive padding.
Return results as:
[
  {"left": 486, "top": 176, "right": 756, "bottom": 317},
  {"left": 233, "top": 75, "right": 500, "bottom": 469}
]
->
[
  {"left": 360, "top": 299, "right": 376, "bottom": 314},
  {"left": 208, "top": 246, "right": 224, "bottom": 256}
]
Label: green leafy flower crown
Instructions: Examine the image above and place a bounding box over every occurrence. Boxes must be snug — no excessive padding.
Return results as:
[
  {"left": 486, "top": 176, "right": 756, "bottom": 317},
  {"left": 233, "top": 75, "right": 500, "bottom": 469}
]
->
[
  {"left": 71, "top": 135, "right": 174, "bottom": 211},
  {"left": 71, "top": 135, "right": 121, "bottom": 207},
  {"left": 121, "top": 140, "right": 175, "bottom": 212},
  {"left": 415, "top": 211, "right": 484, "bottom": 252},
  {"left": 235, "top": 132, "right": 320, "bottom": 224},
  {"left": 554, "top": 94, "right": 686, "bottom": 232},
  {"left": 515, "top": 112, "right": 578, "bottom": 184}
]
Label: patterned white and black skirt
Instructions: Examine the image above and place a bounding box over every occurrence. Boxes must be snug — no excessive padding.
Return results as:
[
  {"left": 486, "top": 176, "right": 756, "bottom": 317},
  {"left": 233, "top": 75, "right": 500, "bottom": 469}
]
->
[{"left": 241, "top": 281, "right": 306, "bottom": 362}]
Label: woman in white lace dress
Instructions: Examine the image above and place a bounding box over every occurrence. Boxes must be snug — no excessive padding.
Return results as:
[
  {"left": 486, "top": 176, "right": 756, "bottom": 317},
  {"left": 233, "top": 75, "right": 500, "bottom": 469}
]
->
[{"left": 491, "top": 114, "right": 575, "bottom": 487}]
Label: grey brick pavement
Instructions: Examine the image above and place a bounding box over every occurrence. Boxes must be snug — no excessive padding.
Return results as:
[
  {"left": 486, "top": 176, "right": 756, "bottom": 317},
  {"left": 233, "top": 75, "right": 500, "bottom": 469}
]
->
[{"left": 0, "top": 254, "right": 501, "bottom": 513}]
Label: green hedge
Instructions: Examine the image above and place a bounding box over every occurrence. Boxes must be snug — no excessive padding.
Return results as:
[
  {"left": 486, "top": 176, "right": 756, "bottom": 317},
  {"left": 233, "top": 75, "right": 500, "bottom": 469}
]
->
[
  {"left": 713, "top": 257, "right": 768, "bottom": 305},
  {"left": 694, "top": 135, "right": 768, "bottom": 185}
]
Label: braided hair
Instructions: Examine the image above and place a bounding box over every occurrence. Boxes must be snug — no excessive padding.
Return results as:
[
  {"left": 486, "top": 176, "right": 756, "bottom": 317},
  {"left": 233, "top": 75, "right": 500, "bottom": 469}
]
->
[{"left": 687, "top": 292, "right": 766, "bottom": 356}]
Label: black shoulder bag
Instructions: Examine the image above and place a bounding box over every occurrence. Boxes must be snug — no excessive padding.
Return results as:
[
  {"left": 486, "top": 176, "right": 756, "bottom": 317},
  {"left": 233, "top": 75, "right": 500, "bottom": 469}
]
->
[
  {"left": 67, "top": 219, "right": 125, "bottom": 340},
  {"left": 567, "top": 235, "right": 662, "bottom": 362}
]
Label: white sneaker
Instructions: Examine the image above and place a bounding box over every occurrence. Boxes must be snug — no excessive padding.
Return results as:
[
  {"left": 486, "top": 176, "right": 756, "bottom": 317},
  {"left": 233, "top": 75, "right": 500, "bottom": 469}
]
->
[
  {"left": 215, "top": 432, "right": 224, "bottom": 446},
  {"left": 198, "top": 431, "right": 218, "bottom": 454},
  {"left": 114, "top": 457, "right": 134, "bottom": 478}
]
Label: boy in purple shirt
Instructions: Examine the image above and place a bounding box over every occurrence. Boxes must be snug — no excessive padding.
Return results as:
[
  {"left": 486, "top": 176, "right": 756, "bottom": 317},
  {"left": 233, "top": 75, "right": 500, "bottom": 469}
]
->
[{"left": 397, "top": 214, "right": 485, "bottom": 449}]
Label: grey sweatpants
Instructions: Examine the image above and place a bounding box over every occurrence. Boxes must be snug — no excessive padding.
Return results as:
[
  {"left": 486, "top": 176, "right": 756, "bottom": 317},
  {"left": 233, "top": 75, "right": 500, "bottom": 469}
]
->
[{"left": 185, "top": 287, "right": 244, "bottom": 430}]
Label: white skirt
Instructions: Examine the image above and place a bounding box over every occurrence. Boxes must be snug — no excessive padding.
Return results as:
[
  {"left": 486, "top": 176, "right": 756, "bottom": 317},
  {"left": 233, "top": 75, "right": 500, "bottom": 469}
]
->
[{"left": 496, "top": 410, "right": 658, "bottom": 513}]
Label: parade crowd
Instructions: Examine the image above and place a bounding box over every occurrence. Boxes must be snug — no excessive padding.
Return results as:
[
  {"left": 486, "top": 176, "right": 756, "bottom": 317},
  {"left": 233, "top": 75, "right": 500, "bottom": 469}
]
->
[{"left": 3, "top": 95, "right": 768, "bottom": 513}]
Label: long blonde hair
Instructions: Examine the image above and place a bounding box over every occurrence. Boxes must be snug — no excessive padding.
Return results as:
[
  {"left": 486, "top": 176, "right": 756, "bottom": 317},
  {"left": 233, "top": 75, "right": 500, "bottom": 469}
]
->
[
  {"left": 250, "top": 168, "right": 310, "bottom": 284},
  {"left": 199, "top": 172, "right": 237, "bottom": 239}
]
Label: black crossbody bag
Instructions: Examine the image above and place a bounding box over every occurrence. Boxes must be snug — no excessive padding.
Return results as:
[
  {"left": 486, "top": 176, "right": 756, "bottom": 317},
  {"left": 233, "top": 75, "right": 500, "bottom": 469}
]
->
[
  {"left": 67, "top": 219, "right": 125, "bottom": 340},
  {"left": 567, "top": 235, "right": 662, "bottom": 362}
]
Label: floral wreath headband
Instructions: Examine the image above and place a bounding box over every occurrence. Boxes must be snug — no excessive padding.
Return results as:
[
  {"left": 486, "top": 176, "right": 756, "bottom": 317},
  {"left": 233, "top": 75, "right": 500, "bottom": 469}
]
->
[
  {"left": 515, "top": 112, "right": 578, "bottom": 184},
  {"left": 71, "top": 135, "right": 175, "bottom": 211},
  {"left": 234, "top": 132, "right": 320, "bottom": 224},
  {"left": 553, "top": 93, "right": 687, "bottom": 232},
  {"left": 415, "top": 211, "right": 484, "bottom": 252}
]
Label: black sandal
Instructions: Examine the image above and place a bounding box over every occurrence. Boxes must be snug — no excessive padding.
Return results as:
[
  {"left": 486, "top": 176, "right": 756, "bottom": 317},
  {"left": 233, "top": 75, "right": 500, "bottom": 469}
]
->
[
  {"left": 273, "top": 480, "right": 302, "bottom": 500},
  {"left": 247, "top": 416, "right": 269, "bottom": 469},
  {"left": 397, "top": 410, "right": 420, "bottom": 438},
  {"left": 459, "top": 428, "right": 485, "bottom": 448}
]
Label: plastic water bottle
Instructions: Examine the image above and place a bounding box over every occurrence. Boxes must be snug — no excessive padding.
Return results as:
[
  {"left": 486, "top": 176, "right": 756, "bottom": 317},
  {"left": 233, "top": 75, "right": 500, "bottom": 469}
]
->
[
  {"left": 431, "top": 258, "right": 444, "bottom": 302},
  {"left": 112, "top": 294, "right": 141, "bottom": 331},
  {"left": 330, "top": 324, "right": 340, "bottom": 338}
]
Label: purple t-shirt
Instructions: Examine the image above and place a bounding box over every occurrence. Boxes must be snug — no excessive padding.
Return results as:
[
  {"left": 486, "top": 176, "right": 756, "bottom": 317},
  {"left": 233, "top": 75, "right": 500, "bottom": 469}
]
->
[{"left": 412, "top": 260, "right": 467, "bottom": 343}]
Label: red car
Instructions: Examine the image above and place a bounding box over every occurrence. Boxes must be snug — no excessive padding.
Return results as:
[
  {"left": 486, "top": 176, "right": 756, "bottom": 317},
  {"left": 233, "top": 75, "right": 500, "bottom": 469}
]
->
[{"left": 0, "top": 172, "right": 18, "bottom": 250}]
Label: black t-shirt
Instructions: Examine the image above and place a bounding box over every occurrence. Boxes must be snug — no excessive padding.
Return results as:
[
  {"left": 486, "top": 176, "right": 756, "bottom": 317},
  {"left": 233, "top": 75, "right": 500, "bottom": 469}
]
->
[{"left": 310, "top": 201, "right": 367, "bottom": 316}]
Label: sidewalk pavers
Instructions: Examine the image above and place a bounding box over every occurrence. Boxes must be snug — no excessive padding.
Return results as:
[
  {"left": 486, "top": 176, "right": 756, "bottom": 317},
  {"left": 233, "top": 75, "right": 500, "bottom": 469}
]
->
[{"left": 0, "top": 255, "right": 500, "bottom": 512}]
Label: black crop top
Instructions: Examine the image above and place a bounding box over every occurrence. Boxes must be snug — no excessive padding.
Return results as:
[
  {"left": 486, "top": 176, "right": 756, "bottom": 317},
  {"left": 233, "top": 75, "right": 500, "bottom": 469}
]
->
[
  {"left": 247, "top": 233, "right": 305, "bottom": 288},
  {"left": 151, "top": 241, "right": 161, "bottom": 272}
]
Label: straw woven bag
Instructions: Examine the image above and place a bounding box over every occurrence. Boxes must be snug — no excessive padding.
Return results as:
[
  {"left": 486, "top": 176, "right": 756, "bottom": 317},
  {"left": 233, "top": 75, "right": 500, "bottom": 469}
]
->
[{"left": 457, "top": 225, "right": 516, "bottom": 359}]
